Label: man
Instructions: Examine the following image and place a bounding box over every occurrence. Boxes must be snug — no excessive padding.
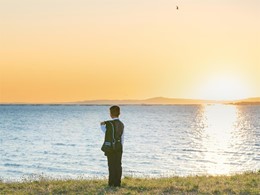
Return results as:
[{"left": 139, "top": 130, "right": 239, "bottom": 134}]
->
[{"left": 100, "top": 105, "right": 124, "bottom": 187}]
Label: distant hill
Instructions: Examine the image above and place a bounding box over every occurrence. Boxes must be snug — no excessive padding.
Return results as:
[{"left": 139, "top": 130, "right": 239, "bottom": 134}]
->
[
  {"left": 2, "top": 97, "right": 259, "bottom": 105},
  {"left": 137, "top": 97, "right": 219, "bottom": 105},
  {"left": 73, "top": 97, "right": 220, "bottom": 105},
  {"left": 231, "top": 97, "right": 260, "bottom": 105},
  {"left": 239, "top": 97, "right": 260, "bottom": 102},
  {"left": 73, "top": 97, "right": 260, "bottom": 105}
]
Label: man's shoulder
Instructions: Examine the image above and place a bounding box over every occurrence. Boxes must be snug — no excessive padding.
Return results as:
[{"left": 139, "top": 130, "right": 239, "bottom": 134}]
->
[
  {"left": 120, "top": 120, "right": 124, "bottom": 126},
  {"left": 105, "top": 119, "right": 124, "bottom": 126},
  {"left": 104, "top": 120, "right": 113, "bottom": 126},
  {"left": 105, "top": 120, "right": 114, "bottom": 123},
  {"left": 117, "top": 120, "right": 124, "bottom": 128}
]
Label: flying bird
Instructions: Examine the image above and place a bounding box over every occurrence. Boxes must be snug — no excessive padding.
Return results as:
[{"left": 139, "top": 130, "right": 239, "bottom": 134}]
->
[{"left": 176, "top": 6, "right": 179, "bottom": 10}]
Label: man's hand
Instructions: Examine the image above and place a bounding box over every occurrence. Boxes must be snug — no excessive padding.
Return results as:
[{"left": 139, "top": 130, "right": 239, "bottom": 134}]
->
[{"left": 100, "top": 121, "right": 105, "bottom": 125}]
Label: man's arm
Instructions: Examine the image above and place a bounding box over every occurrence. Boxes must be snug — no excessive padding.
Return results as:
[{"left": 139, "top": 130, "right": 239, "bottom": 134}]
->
[
  {"left": 100, "top": 121, "right": 106, "bottom": 133},
  {"left": 121, "top": 131, "right": 124, "bottom": 145}
]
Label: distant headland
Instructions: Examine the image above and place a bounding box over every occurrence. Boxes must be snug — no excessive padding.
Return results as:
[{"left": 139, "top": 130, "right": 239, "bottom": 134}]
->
[
  {"left": 72, "top": 97, "right": 260, "bottom": 105},
  {"left": 1, "top": 97, "right": 260, "bottom": 105}
]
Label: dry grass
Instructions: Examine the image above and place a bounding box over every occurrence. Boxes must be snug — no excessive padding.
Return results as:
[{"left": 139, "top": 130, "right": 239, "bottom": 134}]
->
[{"left": 0, "top": 171, "right": 259, "bottom": 194}]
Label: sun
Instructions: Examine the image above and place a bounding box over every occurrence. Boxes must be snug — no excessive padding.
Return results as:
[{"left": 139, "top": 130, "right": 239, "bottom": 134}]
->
[{"left": 197, "top": 74, "right": 251, "bottom": 101}]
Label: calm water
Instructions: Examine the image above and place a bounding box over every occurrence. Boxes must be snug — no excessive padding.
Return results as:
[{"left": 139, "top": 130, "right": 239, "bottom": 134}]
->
[{"left": 0, "top": 105, "right": 259, "bottom": 181}]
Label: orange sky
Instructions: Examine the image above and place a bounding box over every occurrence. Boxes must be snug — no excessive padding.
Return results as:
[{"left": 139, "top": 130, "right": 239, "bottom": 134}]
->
[{"left": 0, "top": 0, "right": 259, "bottom": 103}]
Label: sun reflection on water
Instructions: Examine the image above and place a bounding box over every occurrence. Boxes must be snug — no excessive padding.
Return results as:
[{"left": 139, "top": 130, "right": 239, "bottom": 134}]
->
[{"left": 199, "top": 104, "right": 239, "bottom": 175}]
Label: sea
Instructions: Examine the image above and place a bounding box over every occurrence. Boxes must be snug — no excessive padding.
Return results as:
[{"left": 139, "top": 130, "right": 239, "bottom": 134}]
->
[{"left": 0, "top": 104, "right": 259, "bottom": 181}]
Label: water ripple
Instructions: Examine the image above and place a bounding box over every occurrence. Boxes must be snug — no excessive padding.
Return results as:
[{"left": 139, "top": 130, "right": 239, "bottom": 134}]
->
[{"left": 0, "top": 105, "right": 259, "bottom": 181}]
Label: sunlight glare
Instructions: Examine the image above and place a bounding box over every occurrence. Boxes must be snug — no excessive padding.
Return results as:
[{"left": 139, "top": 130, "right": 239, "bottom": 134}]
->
[
  {"left": 198, "top": 74, "right": 251, "bottom": 101},
  {"left": 199, "top": 104, "right": 239, "bottom": 175}
]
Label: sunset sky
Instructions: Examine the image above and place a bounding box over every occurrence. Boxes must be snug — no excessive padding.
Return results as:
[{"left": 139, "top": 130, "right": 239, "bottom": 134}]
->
[{"left": 0, "top": 0, "right": 259, "bottom": 103}]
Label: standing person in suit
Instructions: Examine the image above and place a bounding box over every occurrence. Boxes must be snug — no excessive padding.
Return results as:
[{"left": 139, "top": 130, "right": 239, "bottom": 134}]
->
[{"left": 100, "top": 105, "right": 124, "bottom": 187}]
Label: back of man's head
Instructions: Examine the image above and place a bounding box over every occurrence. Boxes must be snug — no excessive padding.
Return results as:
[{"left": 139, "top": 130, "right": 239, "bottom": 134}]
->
[{"left": 110, "top": 105, "right": 120, "bottom": 117}]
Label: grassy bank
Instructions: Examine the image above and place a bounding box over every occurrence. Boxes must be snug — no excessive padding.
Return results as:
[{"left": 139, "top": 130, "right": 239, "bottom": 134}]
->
[{"left": 1, "top": 172, "right": 259, "bottom": 194}]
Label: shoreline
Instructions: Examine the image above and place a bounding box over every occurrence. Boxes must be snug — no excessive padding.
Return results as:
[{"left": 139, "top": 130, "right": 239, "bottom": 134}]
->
[{"left": 1, "top": 171, "right": 259, "bottom": 194}]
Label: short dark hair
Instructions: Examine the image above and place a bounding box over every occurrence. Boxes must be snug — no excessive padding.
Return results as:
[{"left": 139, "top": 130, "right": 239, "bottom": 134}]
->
[{"left": 110, "top": 105, "right": 120, "bottom": 117}]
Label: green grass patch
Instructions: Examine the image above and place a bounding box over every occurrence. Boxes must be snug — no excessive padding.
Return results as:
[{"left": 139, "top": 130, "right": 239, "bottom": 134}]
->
[{"left": 0, "top": 171, "right": 259, "bottom": 194}]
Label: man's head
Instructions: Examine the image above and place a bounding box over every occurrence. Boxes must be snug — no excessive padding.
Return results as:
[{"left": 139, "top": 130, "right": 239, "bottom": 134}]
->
[{"left": 110, "top": 105, "right": 120, "bottom": 118}]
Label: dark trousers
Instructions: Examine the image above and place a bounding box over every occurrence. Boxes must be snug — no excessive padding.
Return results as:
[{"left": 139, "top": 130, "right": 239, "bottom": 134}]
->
[{"left": 107, "top": 151, "right": 122, "bottom": 187}]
